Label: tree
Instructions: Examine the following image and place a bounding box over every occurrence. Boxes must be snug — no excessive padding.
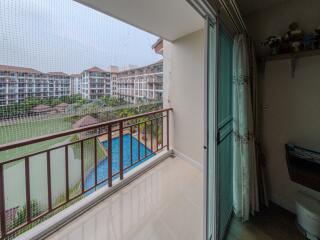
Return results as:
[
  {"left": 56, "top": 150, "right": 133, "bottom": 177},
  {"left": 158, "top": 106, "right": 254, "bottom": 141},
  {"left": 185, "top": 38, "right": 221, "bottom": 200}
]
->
[{"left": 11, "top": 200, "right": 42, "bottom": 229}]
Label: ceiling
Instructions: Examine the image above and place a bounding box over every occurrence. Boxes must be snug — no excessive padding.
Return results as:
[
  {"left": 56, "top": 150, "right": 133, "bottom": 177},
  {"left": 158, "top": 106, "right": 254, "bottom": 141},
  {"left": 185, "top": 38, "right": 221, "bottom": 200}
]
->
[
  {"left": 75, "top": 0, "right": 204, "bottom": 41},
  {"left": 236, "top": 0, "right": 288, "bottom": 16}
]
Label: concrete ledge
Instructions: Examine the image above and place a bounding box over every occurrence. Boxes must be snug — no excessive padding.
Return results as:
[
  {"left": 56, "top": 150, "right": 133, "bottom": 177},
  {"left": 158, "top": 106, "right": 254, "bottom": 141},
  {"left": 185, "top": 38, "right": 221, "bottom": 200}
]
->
[{"left": 16, "top": 149, "right": 173, "bottom": 240}]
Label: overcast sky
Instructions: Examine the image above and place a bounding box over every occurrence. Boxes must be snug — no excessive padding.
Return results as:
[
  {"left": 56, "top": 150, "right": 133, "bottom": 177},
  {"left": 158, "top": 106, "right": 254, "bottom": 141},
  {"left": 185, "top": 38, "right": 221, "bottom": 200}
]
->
[{"left": 0, "top": 0, "right": 161, "bottom": 74}]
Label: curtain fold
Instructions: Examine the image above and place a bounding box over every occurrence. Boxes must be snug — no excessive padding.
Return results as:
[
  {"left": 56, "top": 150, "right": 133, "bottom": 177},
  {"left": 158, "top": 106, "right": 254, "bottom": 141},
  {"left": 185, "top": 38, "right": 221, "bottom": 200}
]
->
[{"left": 232, "top": 34, "right": 268, "bottom": 221}]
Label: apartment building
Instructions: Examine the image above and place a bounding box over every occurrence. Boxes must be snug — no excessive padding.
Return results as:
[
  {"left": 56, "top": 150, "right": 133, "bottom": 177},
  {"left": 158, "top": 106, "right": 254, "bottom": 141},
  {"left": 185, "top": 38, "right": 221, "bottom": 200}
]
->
[
  {"left": 0, "top": 60, "right": 163, "bottom": 106},
  {"left": 106, "top": 65, "right": 119, "bottom": 96},
  {"left": 80, "top": 66, "right": 111, "bottom": 100},
  {"left": 0, "top": 65, "right": 71, "bottom": 106},
  {"left": 47, "top": 72, "right": 71, "bottom": 98},
  {"left": 70, "top": 74, "right": 81, "bottom": 95},
  {"left": 114, "top": 60, "right": 163, "bottom": 103}
]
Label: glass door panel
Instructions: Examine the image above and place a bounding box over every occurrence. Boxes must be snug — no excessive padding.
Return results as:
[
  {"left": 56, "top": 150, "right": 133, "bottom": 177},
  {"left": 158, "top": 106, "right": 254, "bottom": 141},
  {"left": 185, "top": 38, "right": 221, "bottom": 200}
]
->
[
  {"left": 206, "top": 19, "right": 233, "bottom": 240},
  {"left": 206, "top": 18, "right": 217, "bottom": 240},
  {"left": 217, "top": 24, "right": 233, "bottom": 240}
]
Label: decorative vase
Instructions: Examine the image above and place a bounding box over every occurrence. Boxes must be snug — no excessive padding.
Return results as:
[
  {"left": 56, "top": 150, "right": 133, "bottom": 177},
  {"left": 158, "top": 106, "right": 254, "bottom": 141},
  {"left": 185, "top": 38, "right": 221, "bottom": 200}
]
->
[{"left": 271, "top": 47, "right": 279, "bottom": 55}]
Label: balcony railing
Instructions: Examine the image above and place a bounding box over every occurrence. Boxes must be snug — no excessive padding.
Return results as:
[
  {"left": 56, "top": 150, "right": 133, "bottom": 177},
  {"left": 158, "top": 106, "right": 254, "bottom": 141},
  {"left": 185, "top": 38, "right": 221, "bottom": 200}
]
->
[{"left": 0, "top": 108, "right": 172, "bottom": 239}]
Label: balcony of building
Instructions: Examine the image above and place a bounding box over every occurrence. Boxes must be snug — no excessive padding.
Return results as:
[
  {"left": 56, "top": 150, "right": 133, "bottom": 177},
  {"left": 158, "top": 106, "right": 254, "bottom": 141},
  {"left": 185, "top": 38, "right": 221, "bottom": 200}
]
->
[
  {"left": 1, "top": 0, "right": 317, "bottom": 239},
  {"left": 0, "top": 108, "right": 203, "bottom": 240},
  {"left": 45, "top": 155, "right": 202, "bottom": 240}
]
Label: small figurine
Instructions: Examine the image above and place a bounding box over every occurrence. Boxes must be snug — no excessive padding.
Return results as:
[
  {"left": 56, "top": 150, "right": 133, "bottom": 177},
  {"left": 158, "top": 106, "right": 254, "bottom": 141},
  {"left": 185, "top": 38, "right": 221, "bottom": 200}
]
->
[
  {"left": 285, "top": 22, "right": 303, "bottom": 42},
  {"left": 314, "top": 26, "right": 320, "bottom": 49},
  {"left": 291, "top": 41, "right": 301, "bottom": 52},
  {"left": 302, "top": 34, "right": 314, "bottom": 50},
  {"left": 262, "top": 36, "right": 281, "bottom": 55},
  {"left": 279, "top": 36, "right": 290, "bottom": 54}
]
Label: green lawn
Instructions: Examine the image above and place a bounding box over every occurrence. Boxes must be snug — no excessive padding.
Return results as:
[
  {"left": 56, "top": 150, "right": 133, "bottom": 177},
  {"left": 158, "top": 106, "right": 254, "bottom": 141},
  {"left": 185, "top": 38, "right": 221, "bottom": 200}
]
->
[
  {"left": 0, "top": 118, "right": 72, "bottom": 145},
  {"left": 0, "top": 117, "right": 106, "bottom": 165},
  {"left": 0, "top": 118, "right": 107, "bottom": 238},
  {"left": 0, "top": 118, "right": 73, "bottom": 162}
]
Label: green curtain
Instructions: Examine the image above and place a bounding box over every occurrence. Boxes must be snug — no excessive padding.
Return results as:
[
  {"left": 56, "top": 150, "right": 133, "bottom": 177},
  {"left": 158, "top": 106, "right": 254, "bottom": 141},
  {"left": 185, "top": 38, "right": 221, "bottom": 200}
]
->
[{"left": 232, "top": 34, "right": 258, "bottom": 221}]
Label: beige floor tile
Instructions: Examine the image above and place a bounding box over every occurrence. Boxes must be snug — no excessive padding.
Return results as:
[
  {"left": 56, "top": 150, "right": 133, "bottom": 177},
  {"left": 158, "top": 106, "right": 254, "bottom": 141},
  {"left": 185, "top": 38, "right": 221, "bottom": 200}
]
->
[{"left": 47, "top": 157, "right": 203, "bottom": 240}]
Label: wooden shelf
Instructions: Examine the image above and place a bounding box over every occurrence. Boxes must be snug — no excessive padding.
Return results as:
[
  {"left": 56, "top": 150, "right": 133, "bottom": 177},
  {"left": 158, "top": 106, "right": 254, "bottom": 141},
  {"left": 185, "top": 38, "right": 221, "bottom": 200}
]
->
[
  {"left": 263, "top": 49, "right": 320, "bottom": 62},
  {"left": 260, "top": 49, "right": 320, "bottom": 78}
]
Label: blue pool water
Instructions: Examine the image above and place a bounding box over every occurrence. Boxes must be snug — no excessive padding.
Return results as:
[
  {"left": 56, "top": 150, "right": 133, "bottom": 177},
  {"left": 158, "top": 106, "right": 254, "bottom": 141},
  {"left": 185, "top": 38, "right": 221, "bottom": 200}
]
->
[{"left": 84, "top": 134, "right": 154, "bottom": 191}]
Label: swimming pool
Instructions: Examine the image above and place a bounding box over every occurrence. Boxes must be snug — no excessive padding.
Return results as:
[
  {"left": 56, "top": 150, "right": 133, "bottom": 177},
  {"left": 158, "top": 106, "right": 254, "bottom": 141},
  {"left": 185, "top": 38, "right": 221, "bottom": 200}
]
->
[{"left": 84, "top": 134, "right": 154, "bottom": 191}]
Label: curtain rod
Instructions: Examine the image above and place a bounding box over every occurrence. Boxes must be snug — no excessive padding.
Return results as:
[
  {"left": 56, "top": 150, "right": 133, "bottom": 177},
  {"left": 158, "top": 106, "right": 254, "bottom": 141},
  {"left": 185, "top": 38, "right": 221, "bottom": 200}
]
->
[
  {"left": 219, "top": 0, "right": 248, "bottom": 35},
  {"left": 229, "top": 0, "right": 248, "bottom": 34},
  {"left": 188, "top": 0, "right": 248, "bottom": 35},
  {"left": 187, "top": 0, "right": 218, "bottom": 18}
]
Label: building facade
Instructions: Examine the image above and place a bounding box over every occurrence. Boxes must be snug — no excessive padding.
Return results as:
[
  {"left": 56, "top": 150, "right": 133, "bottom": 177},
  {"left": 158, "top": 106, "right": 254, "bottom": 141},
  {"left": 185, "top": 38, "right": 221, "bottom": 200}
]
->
[
  {"left": 0, "top": 65, "right": 71, "bottom": 106},
  {"left": 80, "top": 67, "right": 111, "bottom": 100},
  {"left": 0, "top": 60, "right": 163, "bottom": 106},
  {"left": 70, "top": 74, "right": 81, "bottom": 95},
  {"left": 114, "top": 60, "right": 163, "bottom": 103},
  {"left": 47, "top": 72, "right": 71, "bottom": 98},
  {"left": 106, "top": 65, "right": 119, "bottom": 96}
]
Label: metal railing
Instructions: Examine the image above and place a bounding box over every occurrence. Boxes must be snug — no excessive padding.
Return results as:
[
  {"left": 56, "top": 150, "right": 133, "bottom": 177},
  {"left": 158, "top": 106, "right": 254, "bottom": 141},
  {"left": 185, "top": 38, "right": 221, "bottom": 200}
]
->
[{"left": 0, "top": 108, "right": 172, "bottom": 239}]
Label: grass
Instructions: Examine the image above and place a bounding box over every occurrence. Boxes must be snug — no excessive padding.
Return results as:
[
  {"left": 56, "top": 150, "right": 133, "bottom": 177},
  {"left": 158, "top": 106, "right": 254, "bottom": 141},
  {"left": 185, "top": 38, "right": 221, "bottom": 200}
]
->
[
  {"left": 71, "top": 138, "right": 106, "bottom": 172},
  {"left": 0, "top": 117, "right": 108, "bottom": 239},
  {"left": 0, "top": 118, "right": 72, "bottom": 145},
  {"left": 0, "top": 118, "right": 72, "bottom": 162}
]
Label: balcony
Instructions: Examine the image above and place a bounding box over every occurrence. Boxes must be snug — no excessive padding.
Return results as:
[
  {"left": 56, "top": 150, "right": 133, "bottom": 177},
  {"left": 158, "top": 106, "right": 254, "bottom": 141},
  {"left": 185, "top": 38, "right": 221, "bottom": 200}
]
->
[
  {"left": 0, "top": 109, "right": 182, "bottom": 239},
  {"left": 46, "top": 156, "right": 202, "bottom": 240}
]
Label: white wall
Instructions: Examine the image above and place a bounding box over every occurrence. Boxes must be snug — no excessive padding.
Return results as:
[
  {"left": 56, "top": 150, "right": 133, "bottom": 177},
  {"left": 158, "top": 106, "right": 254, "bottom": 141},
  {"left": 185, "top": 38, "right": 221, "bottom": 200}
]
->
[
  {"left": 164, "top": 29, "right": 205, "bottom": 166},
  {"left": 246, "top": 0, "right": 320, "bottom": 212},
  {"left": 263, "top": 56, "right": 320, "bottom": 212}
]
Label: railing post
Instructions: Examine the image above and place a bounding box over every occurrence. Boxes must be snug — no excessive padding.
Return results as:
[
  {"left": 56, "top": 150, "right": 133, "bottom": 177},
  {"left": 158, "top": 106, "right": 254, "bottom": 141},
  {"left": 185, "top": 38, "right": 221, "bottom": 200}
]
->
[
  {"left": 138, "top": 124, "right": 141, "bottom": 161},
  {"left": 150, "top": 120, "right": 153, "bottom": 152},
  {"left": 119, "top": 122, "right": 123, "bottom": 180},
  {"left": 156, "top": 118, "right": 159, "bottom": 151},
  {"left": 47, "top": 151, "right": 52, "bottom": 211},
  {"left": 0, "top": 164, "right": 6, "bottom": 238},
  {"left": 130, "top": 126, "right": 133, "bottom": 165},
  {"left": 25, "top": 157, "right": 31, "bottom": 223},
  {"left": 94, "top": 138, "right": 98, "bottom": 187},
  {"left": 80, "top": 141, "right": 84, "bottom": 193},
  {"left": 166, "top": 110, "right": 170, "bottom": 150},
  {"left": 144, "top": 123, "right": 147, "bottom": 157},
  {"left": 65, "top": 146, "right": 69, "bottom": 202},
  {"left": 108, "top": 124, "right": 112, "bottom": 187},
  {"left": 161, "top": 116, "right": 164, "bottom": 149}
]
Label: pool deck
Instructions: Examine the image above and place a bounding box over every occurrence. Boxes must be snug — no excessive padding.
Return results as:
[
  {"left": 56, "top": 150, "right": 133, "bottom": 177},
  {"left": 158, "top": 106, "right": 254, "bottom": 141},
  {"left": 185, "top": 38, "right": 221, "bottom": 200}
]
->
[
  {"left": 98, "top": 129, "right": 131, "bottom": 142},
  {"left": 47, "top": 156, "right": 203, "bottom": 240},
  {"left": 98, "top": 131, "right": 162, "bottom": 151}
]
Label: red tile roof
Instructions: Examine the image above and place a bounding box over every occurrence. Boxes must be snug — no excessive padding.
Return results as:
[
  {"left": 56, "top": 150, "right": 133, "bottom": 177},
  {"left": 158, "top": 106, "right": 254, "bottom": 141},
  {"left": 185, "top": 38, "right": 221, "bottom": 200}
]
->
[
  {"left": 31, "top": 104, "right": 52, "bottom": 113},
  {"left": 118, "top": 60, "right": 163, "bottom": 74},
  {"left": 85, "top": 66, "right": 105, "bottom": 73},
  {"left": 70, "top": 74, "right": 81, "bottom": 78},
  {"left": 152, "top": 38, "right": 163, "bottom": 50},
  {"left": 55, "top": 102, "right": 69, "bottom": 108},
  {"left": 0, "top": 65, "right": 42, "bottom": 74},
  {"left": 73, "top": 115, "right": 99, "bottom": 128},
  {"left": 47, "top": 72, "right": 69, "bottom": 76}
]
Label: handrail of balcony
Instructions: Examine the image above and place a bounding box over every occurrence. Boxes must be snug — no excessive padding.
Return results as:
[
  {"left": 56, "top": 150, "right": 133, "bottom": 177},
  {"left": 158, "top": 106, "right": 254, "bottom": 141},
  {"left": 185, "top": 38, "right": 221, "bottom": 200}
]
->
[
  {"left": 0, "top": 108, "right": 172, "bottom": 239},
  {"left": 0, "top": 108, "right": 172, "bottom": 152}
]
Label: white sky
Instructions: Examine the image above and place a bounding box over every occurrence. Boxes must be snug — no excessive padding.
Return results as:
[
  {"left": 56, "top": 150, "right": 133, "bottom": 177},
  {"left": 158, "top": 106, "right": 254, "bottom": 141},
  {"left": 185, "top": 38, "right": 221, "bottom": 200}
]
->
[{"left": 0, "top": 0, "right": 161, "bottom": 74}]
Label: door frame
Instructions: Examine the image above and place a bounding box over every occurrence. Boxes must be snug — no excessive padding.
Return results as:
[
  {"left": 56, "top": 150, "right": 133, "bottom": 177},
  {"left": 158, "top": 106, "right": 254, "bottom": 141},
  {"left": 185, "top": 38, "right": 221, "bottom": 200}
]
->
[
  {"left": 204, "top": 15, "right": 220, "bottom": 240},
  {"left": 204, "top": 16, "right": 235, "bottom": 240}
]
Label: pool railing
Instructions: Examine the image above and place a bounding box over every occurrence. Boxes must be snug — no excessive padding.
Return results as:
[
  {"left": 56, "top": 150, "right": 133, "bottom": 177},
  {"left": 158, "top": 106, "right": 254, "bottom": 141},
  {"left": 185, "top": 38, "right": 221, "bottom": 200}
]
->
[{"left": 0, "top": 108, "right": 172, "bottom": 239}]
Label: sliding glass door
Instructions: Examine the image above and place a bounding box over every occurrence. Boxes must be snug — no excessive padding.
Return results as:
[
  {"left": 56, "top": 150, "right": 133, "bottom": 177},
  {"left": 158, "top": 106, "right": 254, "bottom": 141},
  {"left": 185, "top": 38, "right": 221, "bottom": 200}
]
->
[
  {"left": 217, "top": 24, "right": 233, "bottom": 240},
  {"left": 206, "top": 19, "right": 233, "bottom": 240},
  {"left": 206, "top": 17, "right": 217, "bottom": 240}
]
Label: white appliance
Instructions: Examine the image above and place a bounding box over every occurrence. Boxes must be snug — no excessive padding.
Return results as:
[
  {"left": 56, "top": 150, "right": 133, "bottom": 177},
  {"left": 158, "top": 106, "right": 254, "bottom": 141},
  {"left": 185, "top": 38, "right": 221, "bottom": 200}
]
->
[{"left": 296, "top": 191, "right": 320, "bottom": 240}]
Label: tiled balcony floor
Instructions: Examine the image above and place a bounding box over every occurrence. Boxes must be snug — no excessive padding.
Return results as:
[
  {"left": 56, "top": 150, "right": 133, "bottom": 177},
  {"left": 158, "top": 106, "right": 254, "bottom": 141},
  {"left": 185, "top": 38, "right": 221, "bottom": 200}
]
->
[{"left": 47, "top": 156, "right": 203, "bottom": 240}]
